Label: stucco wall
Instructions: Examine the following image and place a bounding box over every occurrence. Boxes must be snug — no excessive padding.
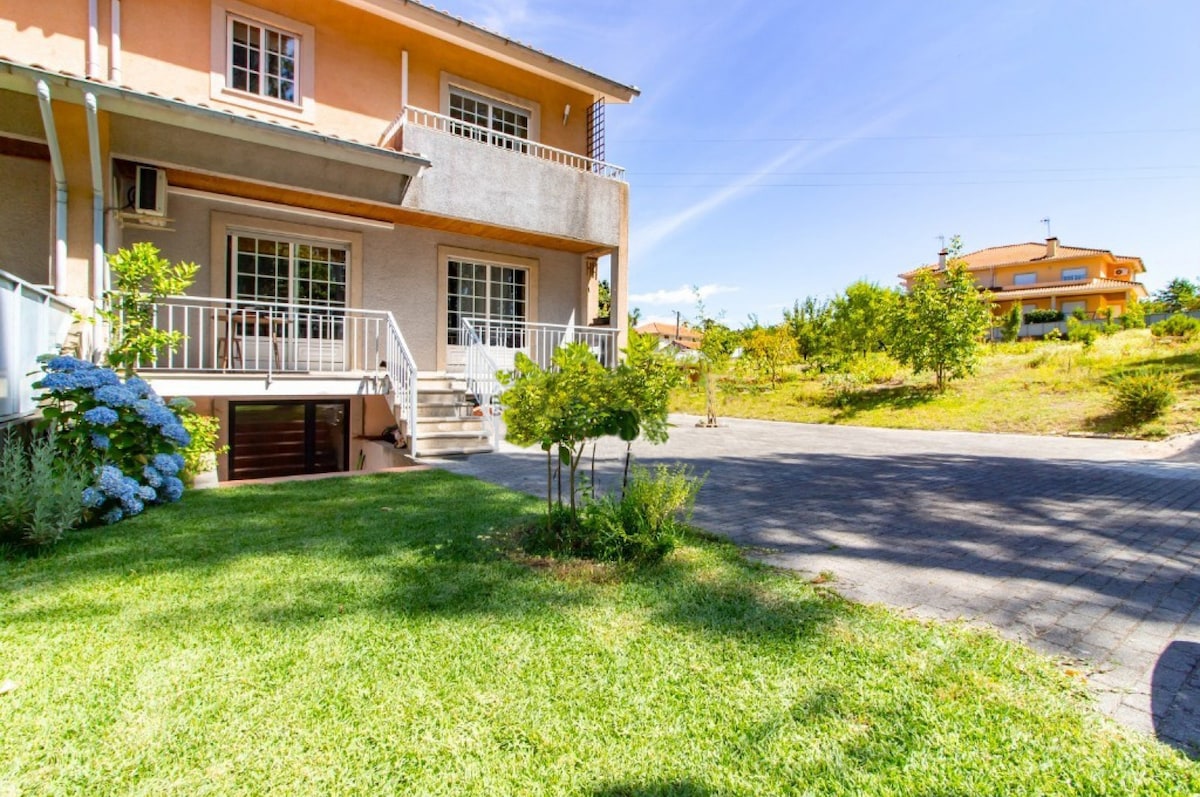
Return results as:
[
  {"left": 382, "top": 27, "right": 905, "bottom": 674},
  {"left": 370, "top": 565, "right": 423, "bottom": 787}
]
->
[
  {"left": 0, "top": 154, "right": 52, "bottom": 286},
  {"left": 121, "top": 192, "right": 585, "bottom": 371},
  {"left": 3, "top": 0, "right": 596, "bottom": 157},
  {"left": 402, "top": 125, "right": 623, "bottom": 247}
]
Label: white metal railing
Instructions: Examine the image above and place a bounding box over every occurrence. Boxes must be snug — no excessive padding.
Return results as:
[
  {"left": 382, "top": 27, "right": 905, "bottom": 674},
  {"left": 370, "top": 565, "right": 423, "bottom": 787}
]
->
[
  {"left": 138, "top": 296, "right": 421, "bottom": 454},
  {"left": 0, "top": 268, "right": 76, "bottom": 422},
  {"left": 460, "top": 317, "right": 621, "bottom": 448},
  {"left": 384, "top": 106, "right": 627, "bottom": 181},
  {"left": 460, "top": 319, "right": 503, "bottom": 449}
]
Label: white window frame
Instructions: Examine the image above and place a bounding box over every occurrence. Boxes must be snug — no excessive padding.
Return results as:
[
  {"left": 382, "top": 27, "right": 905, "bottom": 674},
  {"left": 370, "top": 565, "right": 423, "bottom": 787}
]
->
[
  {"left": 440, "top": 73, "right": 541, "bottom": 144},
  {"left": 227, "top": 16, "right": 298, "bottom": 104},
  {"left": 437, "top": 246, "right": 539, "bottom": 371},
  {"left": 1013, "top": 272, "right": 1037, "bottom": 286},
  {"left": 210, "top": 1, "right": 315, "bottom": 122},
  {"left": 1061, "top": 267, "right": 1088, "bottom": 282}
]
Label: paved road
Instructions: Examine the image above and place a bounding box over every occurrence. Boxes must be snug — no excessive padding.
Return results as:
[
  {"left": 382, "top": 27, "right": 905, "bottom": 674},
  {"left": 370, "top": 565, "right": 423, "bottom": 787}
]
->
[{"left": 430, "top": 416, "right": 1200, "bottom": 754}]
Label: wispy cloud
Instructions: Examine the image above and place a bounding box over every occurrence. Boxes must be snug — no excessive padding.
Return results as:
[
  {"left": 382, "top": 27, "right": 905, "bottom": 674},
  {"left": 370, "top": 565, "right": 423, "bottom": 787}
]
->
[{"left": 630, "top": 283, "right": 739, "bottom": 306}]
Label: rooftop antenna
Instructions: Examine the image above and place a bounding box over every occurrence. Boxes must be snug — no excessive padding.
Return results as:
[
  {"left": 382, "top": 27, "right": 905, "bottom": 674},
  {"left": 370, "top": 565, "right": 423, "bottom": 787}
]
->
[
  {"left": 1040, "top": 217, "right": 1052, "bottom": 238},
  {"left": 936, "top": 234, "right": 946, "bottom": 250}
]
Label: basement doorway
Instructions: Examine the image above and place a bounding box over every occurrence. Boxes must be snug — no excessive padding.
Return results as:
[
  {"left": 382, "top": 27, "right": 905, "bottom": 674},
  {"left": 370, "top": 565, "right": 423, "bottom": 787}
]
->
[{"left": 229, "top": 400, "right": 349, "bottom": 480}]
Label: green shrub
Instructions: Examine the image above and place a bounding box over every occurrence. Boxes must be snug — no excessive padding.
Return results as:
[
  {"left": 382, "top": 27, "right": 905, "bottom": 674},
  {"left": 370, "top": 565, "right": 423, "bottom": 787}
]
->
[
  {"left": 0, "top": 430, "right": 90, "bottom": 549},
  {"left": 521, "top": 464, "right": 703, "bottom": 565},
  {"left": 1110, "top": 370, "right": 1179, "bottom": 423},
  {"left": 178, "top": 406, "right": 229, "bottom": 482},
  {"left": 1043, "top": 327, "right": 1063, "bottom": 341},
  {"left": 1150, "top": 313, "right": 1200, "bottom": 339},
  {"left": 822, "top": 372, "right": 864, "bottom": 408},
  {"left": 1024, "top": 309, "right": 1064, "bottom": 324},
  {"left": 848, "top": 352, "right": 901, "bottom": 384},
  {"left": 1066, "top": 317, "right": 1098, "bottom": 349},
  {"left": 1121, "top": 301, "right": 1146, "bottom": 329},
  {"left": 1000, "top": 303, "right": 1023, "bottom": 342}
]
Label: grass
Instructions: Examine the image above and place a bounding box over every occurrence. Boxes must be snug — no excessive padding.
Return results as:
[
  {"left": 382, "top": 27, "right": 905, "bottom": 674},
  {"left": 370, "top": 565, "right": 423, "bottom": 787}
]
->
[
  {"left": 674, "top": 330, "right": 1200, "bottom": 438},
  {"left": 2, "top": 471, "right": 1196, "bottom": 795}
]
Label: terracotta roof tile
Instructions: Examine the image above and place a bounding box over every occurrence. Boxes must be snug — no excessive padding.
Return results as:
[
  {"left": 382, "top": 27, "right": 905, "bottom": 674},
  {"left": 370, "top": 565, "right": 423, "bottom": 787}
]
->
[
  {"left": 987, "top": 278, "right": 1147, "bottom": 301},
  {"left": 900, "top": 241, "right": 1145, "bottom": 278}
]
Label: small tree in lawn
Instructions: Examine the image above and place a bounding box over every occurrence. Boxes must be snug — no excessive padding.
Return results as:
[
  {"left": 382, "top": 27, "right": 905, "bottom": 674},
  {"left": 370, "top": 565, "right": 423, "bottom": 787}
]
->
[
  {"left": 784, "top": 296, "right": 831, "bottom": 364},
  {"left": 98, "top": 243, "right": 199, "bottom": 376},
  {"left": 616, "top": 329, "right": 683, "bottom": 489},
  {"left": 891, "top": 254, "right": 993, "bottom": 393}
]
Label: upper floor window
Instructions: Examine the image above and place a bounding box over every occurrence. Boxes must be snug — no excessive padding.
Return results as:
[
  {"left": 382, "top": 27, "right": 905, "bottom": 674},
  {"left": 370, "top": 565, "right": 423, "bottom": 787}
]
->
[
  {"left": 1061, "top": 267, "right": 1088, "bottom": 282},
  {"left": 229, "top": 17, "right": 297, "bottom": 103},
  {"left": 1013, "top": 272, "right": 1036, "bottom": 286},
  {"left": 210, "top": 2, "right": 314, "bottom": 122},
  {"left": 448, "top": 87, "right": 531, "bottom": 151}
]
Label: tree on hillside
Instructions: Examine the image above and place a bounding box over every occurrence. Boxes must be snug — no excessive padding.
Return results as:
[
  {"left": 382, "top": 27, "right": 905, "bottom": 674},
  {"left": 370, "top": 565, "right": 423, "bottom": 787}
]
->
[
  {"left": 890, "top": 259, "right": 993, "bottom": 392},
  {"left": 1154, "top": 278, "right": 1200, "bottom": 314},
  {"left": 783, "top": 296, "right": 831, "bottom": 363},
  {"left": 740, "top": 324, "right": 798, "bottom": 386},
  {"left": 825, "top": 280, "right": 901, "bottom": 365}
]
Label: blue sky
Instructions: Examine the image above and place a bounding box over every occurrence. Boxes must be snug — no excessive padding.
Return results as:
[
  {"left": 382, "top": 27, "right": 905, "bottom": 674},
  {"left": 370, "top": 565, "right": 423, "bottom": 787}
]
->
[{"left": 435, "top": 0, "right": 1200, "bottom": 327}]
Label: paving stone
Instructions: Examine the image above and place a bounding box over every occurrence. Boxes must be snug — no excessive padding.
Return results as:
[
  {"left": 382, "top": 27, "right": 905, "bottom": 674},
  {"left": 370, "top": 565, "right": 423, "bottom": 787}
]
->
[{"left": 431, "top": 415, "right": 1200, "bottom": 750}]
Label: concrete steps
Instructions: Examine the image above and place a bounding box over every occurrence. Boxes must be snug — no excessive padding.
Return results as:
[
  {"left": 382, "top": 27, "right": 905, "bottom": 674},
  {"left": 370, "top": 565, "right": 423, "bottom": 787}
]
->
[{"left": 404, "top": 373, "right": 494, "bottom": 457}]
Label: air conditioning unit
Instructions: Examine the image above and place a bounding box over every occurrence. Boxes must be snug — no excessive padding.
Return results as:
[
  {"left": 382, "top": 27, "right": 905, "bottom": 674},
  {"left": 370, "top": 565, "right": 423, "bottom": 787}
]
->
[{"left": 134, "top": 165, "right": 167, "bottom": 216}]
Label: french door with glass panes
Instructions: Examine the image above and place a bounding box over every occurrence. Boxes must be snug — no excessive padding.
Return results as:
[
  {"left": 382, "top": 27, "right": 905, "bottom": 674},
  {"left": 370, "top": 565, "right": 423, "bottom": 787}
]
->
[
  {"left": 446, "top": 258, "right": 528, "bottom": 370},
  {"left": 228, "top": 234, "right": 348, "bottom": 370}
]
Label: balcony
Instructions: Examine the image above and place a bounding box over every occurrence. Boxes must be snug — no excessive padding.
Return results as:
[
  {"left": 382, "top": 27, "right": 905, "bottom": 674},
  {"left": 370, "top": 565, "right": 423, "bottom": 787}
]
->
[
  {"left": 382, "top": 107, "right": 627, "bottom": 246},
  {"left": 0, "top": 269, "right": 76, "bottom": 422}
]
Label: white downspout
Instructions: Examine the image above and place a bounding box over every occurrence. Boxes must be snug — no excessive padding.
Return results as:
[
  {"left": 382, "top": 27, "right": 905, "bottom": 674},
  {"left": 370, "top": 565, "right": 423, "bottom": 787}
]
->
[
  {"left": 85, "top": 93, "right": 105, "bottom": 302},
  {"left": 87, "top": 0, "right": 101, "bottom": 79},
  {"left": 36, "top": 81, "right": 68, "bottom": 296},
  {"left": 109, "top": 0, "right": 122, "bottom": 83}
]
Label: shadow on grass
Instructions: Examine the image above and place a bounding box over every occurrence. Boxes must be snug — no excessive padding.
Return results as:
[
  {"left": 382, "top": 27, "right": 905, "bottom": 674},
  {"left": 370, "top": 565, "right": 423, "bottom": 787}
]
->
[
  {"left": 828, "top": 384, "right": 938, "bottom": 420},
  {"left": 1, "top": 470, "right": 837, "bottom": 647},
  {"left": 591, "top": 782, "right": 714, "bottom": 797},
  {"left": 1125, "top": 350, "right": 1200, "bottom": 387}
]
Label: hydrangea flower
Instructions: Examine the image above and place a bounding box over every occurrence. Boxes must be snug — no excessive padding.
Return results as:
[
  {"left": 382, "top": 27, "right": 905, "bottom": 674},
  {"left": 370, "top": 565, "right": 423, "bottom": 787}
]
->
[
  {"left": 83, "top": 406, "right": 119, "bottom": 427},
  {"left": 161, "top": 476, "right": 185, "bottom": 503},
  {"left": 97, "top": 465, "right": 127, "bottom": 496},
  {"left": 137, "top": 484, "right": 158, "bottom": 502},
  {"left": 143, "top": 465, "right": 164, "bottom": 488},
  {"left": 161, "top": 423, "right": 191, "bottom": 447},
  {"left": 95, "top": 384, "right": 137, "bottom": 407},
  {"left": 125, "top": 377, "right": 152, "bottom": 399},
  {"left": 81, "top": 487, "right": 105, "bottom": 508},
  {"left": 89, "top": 433, "right": 110, "bottom": 451},
  {"left": 152, "top": 453, "right": 184, "bottom": 476},
  {"left": 37, "top": 372, "right": 74, "bottom": 393},
  {"left": 46, "top": 355, "right": 91, "bottom": 372},
  {"left": 101, "top": 507, "right": 124, "bottom": 525}
]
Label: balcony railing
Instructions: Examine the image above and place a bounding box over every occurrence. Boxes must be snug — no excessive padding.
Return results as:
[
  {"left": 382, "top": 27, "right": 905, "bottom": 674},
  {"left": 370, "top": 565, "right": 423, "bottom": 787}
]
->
[
  {"left": 381, "top": 106, "right": 626, "bottom": 181},
  {"left": 0, "top": 268, "right": 76, "bottom": 422},
  {"left": 136, "top": 296, "right": 421, "bottom": 454},
  {"left": 460, "top": 317, "right": 620, "bottom": 447}
]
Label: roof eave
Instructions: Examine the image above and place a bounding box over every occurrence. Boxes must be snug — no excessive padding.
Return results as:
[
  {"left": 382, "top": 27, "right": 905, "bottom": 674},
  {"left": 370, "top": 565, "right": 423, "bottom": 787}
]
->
[
  {"left": 336, "top": 0, "right": 639, "bottom": 103},
  {"left": 0, "top": 59, "right": 431, "bottom": 178}
]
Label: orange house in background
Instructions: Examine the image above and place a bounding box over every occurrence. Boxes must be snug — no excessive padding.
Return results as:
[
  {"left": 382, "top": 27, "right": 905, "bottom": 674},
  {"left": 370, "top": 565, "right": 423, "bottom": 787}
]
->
[{"left": 900, "top": 237, "right": 1149, "bottom": 318}]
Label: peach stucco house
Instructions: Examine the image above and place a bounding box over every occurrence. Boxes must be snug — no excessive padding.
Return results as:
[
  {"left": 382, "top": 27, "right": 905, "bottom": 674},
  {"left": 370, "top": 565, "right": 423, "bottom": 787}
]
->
[
  {"left": 0, "top": 0, "right": 638, "bottom": 478},
  {"left": 900, "top": 237, "right": 1148, "bottom": 320}
]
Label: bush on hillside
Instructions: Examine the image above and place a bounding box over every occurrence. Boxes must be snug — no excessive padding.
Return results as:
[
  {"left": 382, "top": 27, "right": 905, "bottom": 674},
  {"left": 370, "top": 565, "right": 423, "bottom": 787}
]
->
[
  {"left": 1109, "top": 370, "right": 1179, "bottom": 423},
  {"left": 1150, "top": 313, "right": 1200, "bottom": 340}
]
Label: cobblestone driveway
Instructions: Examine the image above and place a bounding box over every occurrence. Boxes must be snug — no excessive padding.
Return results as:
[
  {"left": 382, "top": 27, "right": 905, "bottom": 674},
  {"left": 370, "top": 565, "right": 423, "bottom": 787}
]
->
[{"left": 431, "top": 416, "right": 1200, "bottom": 754}]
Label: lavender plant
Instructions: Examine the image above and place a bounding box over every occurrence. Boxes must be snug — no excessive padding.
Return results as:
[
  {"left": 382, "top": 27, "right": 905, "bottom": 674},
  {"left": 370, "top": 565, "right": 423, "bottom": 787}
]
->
[{"left": 35, "top": 355, "right": 189, "bottom": 524}]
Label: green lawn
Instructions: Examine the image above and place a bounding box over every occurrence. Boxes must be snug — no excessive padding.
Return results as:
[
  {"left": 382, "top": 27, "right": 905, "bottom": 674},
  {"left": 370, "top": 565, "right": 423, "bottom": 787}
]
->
[
  {"left": 673, "top": 330, "right": 1200, "bottom": 438},
  {"left": 1, "top": 471, "right": 1195, "bottom": 795}
]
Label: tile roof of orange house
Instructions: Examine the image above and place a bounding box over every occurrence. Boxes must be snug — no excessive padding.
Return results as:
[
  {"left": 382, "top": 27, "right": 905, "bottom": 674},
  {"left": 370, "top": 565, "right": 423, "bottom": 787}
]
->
[
  {"left": 990, "top": 278, "right": 1141, "bottom": 300},
  {"left": 899, "top": 241, "right": 1145, "bottom": 278},
  {"left": 636, "top": 322, "right": 703, "bottom": 350}
]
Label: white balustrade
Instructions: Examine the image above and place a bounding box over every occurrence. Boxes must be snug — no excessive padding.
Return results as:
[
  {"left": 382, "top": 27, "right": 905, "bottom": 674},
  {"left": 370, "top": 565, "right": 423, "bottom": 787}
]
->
[{"left": 0, "top": 269, "right": 75, "bottom": 422}]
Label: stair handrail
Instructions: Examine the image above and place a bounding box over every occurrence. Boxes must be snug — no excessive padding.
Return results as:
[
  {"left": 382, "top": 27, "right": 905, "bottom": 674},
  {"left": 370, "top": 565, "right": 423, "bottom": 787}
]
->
[
  {"left": 460, "top": 318, "right": 503, "bottom": 449},
  {"left": 383, "top": 311, "right": 420, "bottom": 457}
]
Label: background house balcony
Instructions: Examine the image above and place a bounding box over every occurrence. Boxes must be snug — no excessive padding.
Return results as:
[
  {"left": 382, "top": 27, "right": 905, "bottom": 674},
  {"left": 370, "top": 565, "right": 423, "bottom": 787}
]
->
[{"left": 383, "top": 107, "right": 627, "bottom": 246}]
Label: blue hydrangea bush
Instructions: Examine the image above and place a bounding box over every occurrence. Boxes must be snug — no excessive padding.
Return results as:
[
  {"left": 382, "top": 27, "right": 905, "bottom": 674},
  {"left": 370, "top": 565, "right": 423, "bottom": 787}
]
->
[{"left": 35, "top": 355, "right": 190, "bottom": 524}]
